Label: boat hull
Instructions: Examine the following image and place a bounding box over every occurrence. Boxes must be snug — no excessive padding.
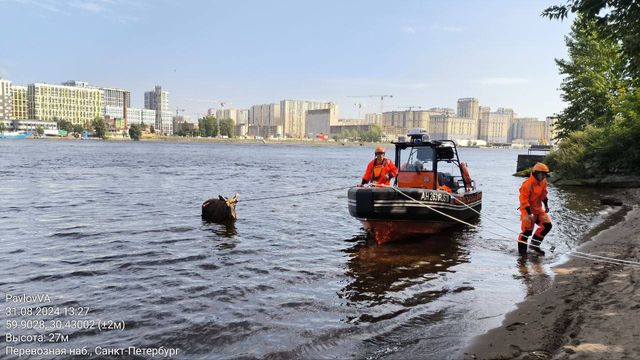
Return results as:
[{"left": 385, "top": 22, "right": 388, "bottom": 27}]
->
[{"left": 348, "top": 187, "right": 482, "bottom": 245}]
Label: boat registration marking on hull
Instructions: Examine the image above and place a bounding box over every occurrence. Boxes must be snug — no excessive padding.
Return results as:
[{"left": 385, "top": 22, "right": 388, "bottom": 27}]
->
[{"left": 419, "top": 191, "right": 450, "bottom": 203}]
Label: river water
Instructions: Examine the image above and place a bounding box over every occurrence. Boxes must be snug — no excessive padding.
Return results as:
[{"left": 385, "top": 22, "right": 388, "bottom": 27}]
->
[{"left": 0, "top": 140, "right": 605, "bottom": 359}]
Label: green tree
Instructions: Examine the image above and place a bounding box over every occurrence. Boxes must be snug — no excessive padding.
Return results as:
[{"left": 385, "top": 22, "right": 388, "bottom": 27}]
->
[
  {"left": 35, "top": 126, "right": 44, "bottom": 136},
  {"left": 0, "top": 122, "right": 5, "bottom": 133},
  {"left": 150, "top": 125, "right": 155, "bottom": 134},
  {"left": 219, "top": 118, "right": 235, "bottom": 137},
  {"left": 91, "top": 117, "right": 108, "bottom": 140},
  {"left": 174, "top": 121, "right": 193, "bottom": 137},
  {"left": 73, "top": 124, "right": 84, "bottom": 135},
  {"left": 543, "top": 0, "right": 640, "bottom": 83},
  {"left": 128, "top": 124, "right": 142, "bottom": 141},
  {"left": 56, "top": 119, "right": 73, "bottom": 133},
  {"left": 359, "top": 125, "right": 382, "bottom": 142},
  {"left": 553, "top": 16, "right": 627, "bottom": 139},
  {"left": 198, "top": 116, "right": 218, "bottom": 137}
]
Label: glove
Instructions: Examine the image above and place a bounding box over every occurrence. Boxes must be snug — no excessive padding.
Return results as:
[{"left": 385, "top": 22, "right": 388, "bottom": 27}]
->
[
  {"left": 387, "top": 173, "right": 394, "bottom": 180},
  {"left": 544, "top": 205, "right": 550, "bottom": 213}
]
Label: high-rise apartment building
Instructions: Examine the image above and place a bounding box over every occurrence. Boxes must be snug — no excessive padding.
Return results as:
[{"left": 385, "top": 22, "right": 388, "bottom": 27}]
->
[
  {"left": 477, "top": 106, "right": 511, "bottom": 143},
  {"left": 126, "top": 108, "right": 156, "bottom": 126},
  {"left": 214, "top": 108, "right": 249, "bottom": 125},
  {"left": 512, "top": 118, "right": 546, "bottom": 144},
  {"left": 27, "top": 83, "right": 103, "bottom": 125},
  {"left": 382, "top": 110, "right": 430, "bottom": 137},
  {"left": 62, "top": 81, "right": 130, "bottom": 127},
  {"left": 144, "top": 85, "right": 171, "bottom": 134},
  {"left": 280, "top": 99, "right": 337, "bottom": 138},
  {"left": 11, "top": 85, "right": 28, "bottom": 120},
  {"left": 102, "top": 87, "right": 130, "bottom": 123},
  {"left": 306, "top": 109, "right": 333, "bottom": 138},
  {"left": 457, "top": 98, "right": 480, "bottom": 120},
  {"left": 364, "top": 113, "right": 382, "bottom": 125},
  {"left": 249, "top": 103, "right": 281, "bottom": 137},
  {"left": 0, "top": 79, "right": 12, "bottom": 120},
  {"left": 429, "top": 114, "right": 477, "bottom": 141},
  {"left": 479, "top": 112, "right": 511, "bottom": 143}
]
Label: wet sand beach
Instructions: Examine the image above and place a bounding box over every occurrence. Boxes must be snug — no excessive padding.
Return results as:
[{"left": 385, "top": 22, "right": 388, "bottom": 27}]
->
[{"left": 465, "top": 189, "right": 640, "bottom": 360}]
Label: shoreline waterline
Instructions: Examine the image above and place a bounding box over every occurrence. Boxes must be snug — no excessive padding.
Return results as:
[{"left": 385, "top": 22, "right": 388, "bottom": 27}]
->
[{"left": 464, "top": 188, "right": 640, "bottom": 359}]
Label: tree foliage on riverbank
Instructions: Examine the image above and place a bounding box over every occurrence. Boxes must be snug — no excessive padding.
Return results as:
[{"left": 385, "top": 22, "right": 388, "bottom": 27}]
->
[
  {"left": 544, "top": 1, "right": 640, "bottom": 177},
  {"left": 334, "top": 125, "right": 382, "bottom": 143},
  {"left": 197, "top": 116, "right": 234, "bottom": 138},
  {"left": 128, "top": 124, "right": 142, "bottom": 141}
]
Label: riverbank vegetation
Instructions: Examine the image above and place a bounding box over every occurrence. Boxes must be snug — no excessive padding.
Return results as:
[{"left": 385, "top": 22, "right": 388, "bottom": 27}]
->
[
  {"left": 544, "top": 1, "right": 640, "bottom": 178},
  {"left": 333, "top": 125, "right": 382, "bottom": 143},
  {"left": 196, "top": 116, "right": 235, "bottom": 138}
]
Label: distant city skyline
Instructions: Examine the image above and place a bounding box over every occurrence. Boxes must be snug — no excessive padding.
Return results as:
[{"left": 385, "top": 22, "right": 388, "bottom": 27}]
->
[{"left": 1, "top": 0, "right": 573, "bottom": 120}]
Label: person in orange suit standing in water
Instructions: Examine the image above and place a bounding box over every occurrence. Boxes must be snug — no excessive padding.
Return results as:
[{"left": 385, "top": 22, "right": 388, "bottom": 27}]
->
[
  {"left": 360, "top": 145, "right": 398, "bottom": 187},
  {"left": 518, "top": 162, "right": 552, "bottom": 256}
]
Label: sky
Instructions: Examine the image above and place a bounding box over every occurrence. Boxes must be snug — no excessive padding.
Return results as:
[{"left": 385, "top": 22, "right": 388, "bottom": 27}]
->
[{"left": 0, "top": 0, "right": 573, "bottom": 120}]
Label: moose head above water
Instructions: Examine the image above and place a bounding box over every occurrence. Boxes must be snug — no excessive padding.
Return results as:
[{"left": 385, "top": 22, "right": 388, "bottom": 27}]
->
[{"left": 202, "top": 193, "right": 239, "bottom": 223}]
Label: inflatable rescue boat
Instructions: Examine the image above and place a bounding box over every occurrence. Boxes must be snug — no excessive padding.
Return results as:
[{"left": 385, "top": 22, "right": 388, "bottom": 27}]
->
[{"left": 348, "top": 128, "right": 482, "bottom": 244}]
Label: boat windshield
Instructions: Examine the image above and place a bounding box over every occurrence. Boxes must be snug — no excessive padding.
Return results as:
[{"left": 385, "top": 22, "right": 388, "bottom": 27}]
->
[{"left": 399, "top": 146, "right": 434, "bottom": 172}]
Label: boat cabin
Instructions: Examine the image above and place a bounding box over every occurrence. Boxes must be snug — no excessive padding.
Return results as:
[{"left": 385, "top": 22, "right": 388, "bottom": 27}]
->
[{"left": 393, "top": 128, "right": 475, "bottom": 192}]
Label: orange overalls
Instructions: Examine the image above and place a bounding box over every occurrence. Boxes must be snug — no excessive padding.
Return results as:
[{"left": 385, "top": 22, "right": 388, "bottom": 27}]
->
[
  {"left": 518, "top": 175, "right": 552, "bottom": 253},
  {"left": 362, "top": 158, "right": 398, "bottom": 187}
]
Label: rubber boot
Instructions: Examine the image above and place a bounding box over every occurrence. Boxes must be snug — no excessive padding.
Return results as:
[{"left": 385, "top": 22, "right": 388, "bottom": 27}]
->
[
  {"left": 530, "top": 236, "right": 545, "bottom": 256},
  {"left": 518, "top": 241, "right": 528, "bottom": 256}
]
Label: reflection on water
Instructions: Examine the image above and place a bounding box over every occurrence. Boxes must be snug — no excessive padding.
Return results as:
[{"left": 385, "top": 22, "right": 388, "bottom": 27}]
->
[
  {"left": 203, "top": 221, "right": 238, "bottom": 238},
  {"left": 515, "top": 256, "right": 552, "bottom": 296},
  {"left": 341, "top": 234, "right": 469, "bottom": 318},
  {"left": 0, "top": 142, "right": 608, "bottom": 359}
]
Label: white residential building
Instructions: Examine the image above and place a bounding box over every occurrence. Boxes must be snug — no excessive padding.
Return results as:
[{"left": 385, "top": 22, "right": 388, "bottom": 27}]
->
[
  {"left": 280, "top": 99, "right": 338, "bottom": 138},
  {"left": 127, "top": 107, "right": 156, "bottom": 126},
  {"left": 144, "top": 85, "right": 171, "bottom": 134},
  {"left": 214, "top": 108, "right": 249, "bottom": 125}
]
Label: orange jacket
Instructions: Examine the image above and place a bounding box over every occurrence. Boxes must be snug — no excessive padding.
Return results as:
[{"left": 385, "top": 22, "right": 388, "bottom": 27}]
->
[
  {"left": 519, "top": 175, "right": 548, "bottom": 214},
  {"left": 362, "top": 158, "right": 398, "bottom": 186}
]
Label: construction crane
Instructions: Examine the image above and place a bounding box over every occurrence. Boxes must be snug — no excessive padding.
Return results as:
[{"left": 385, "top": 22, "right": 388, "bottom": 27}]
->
[
  {"left": 347, "top": 95, "right": 393, "bottom": 114},
  {"left": 354, "top": 103, "right": 363, "bottom": 119},
  {"left": 396, "top": 106, "right": 423, "bottom": 111}
]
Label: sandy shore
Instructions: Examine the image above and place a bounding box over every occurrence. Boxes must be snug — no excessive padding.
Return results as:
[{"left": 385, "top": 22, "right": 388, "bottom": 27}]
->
[{"left": 465, "top": 189, "right": 640, "bottom": 359}]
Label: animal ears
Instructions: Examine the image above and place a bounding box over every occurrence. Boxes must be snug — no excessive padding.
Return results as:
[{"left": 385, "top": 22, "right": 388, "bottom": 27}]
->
[
  {"left": 219, "top": 195, "right": 226, "bottom": 201},
  {"left": 232, "top": 193, "right": 239, "bottom": 201}
]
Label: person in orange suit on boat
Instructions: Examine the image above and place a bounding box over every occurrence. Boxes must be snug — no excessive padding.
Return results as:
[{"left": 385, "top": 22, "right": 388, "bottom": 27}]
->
[
  {"left": 360, "top": 145, "right": 398, "bottom": 187},
  {"left": 518, "top": 162, "right": 552, "bottom": 256}
]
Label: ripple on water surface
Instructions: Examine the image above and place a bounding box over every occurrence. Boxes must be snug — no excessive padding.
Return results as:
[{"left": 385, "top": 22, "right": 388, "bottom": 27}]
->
[{"left": 0, "top": 142, "right": 605, "bottom": 359}]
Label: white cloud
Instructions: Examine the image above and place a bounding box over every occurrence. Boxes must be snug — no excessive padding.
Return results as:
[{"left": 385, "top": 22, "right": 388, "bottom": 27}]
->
[
  {"left": 472, "top": 77, "right": 531, "bottom": 85},
  {"left": 432, "top": 24, "right": 463, "bottom": 33},
  {"left": 69, "top": 1, "right": 106, "bottom": 13},
  {"left": 402, "top": 26, "right": 416, "bottom": 34}
]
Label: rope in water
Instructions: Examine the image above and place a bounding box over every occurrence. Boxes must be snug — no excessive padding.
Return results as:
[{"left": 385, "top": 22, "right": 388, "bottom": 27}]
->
[
  {"left": 238, "top": 183, "right": 640, "bottom": 267},
  {"left": 239, "top": 186, "right": 352, "bottom": 202},
  {"left": 376, "top": 184, "right": 640, "bottom": 268}
]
